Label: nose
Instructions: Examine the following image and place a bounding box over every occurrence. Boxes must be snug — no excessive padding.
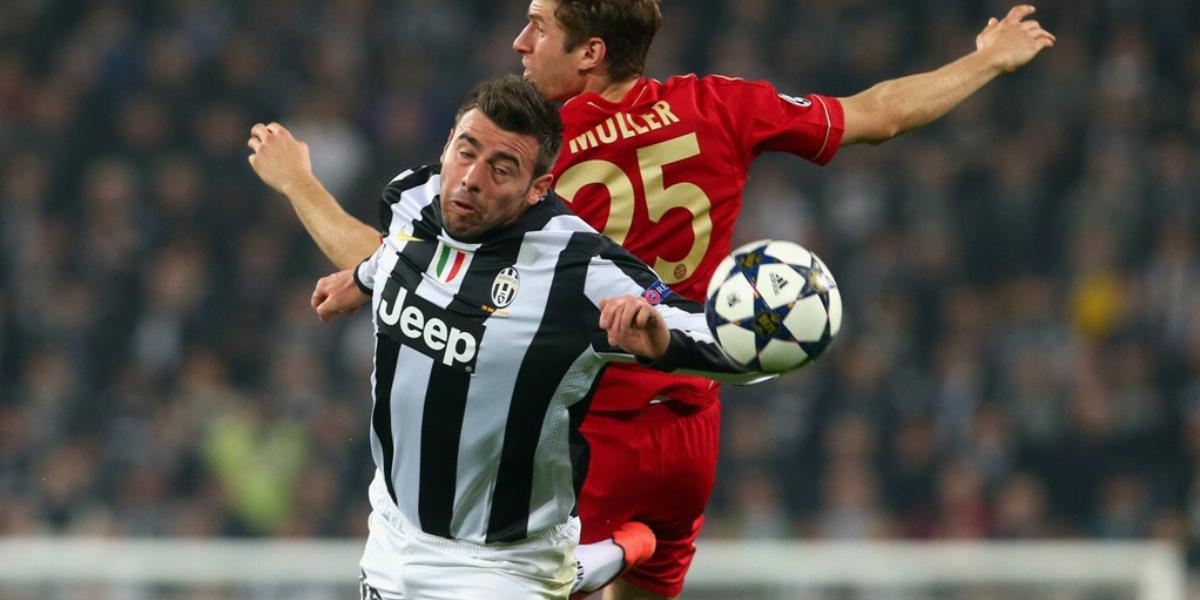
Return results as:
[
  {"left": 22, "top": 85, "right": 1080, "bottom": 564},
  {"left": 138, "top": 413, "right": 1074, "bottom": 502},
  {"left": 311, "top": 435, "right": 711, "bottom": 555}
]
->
[
  {"left": 513, "top": 24, "right": 531, "bottom": 54},
  {"left": 460, "top": 161, "right": 485, "bottom": 192}
]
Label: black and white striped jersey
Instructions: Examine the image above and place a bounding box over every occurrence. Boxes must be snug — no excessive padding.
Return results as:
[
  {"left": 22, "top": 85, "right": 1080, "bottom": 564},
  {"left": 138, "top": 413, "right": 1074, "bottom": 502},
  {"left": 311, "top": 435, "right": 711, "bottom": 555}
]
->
[{"left": 353, "top": 165, "right": 767, "bottom": 545}]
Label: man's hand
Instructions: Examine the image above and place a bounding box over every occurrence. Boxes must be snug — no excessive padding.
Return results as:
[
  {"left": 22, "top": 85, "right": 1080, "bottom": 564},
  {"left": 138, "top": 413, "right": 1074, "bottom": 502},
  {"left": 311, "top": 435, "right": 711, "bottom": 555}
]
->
[
  {"left": 598, "top": 295, "right": 671, "bottom": 360},
  {"left": 311, "top": 269, "right": 369, "bottom": 322},
  {"left": 247, "top": 122, "right": 315, "bottom": 196},
  {"left": 975, "top": 5, "right": 1056, "bottom": 74}
]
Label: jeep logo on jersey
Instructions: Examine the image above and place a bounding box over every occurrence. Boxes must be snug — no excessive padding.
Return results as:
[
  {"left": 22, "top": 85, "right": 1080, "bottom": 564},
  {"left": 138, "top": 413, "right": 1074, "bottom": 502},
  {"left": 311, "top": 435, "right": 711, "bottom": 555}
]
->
[
  {"left": 377, "top": 283, "right": 484, "bottom": 373},
  {"left": 491, "top": 267, "right": 520, "bottom": 308}
]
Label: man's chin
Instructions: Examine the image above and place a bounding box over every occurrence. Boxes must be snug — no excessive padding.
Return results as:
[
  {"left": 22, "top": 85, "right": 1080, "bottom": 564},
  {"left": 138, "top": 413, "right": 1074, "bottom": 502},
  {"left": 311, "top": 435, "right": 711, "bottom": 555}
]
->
[{"left": 442, "top": 218, "right": 479, "bottom": 240}]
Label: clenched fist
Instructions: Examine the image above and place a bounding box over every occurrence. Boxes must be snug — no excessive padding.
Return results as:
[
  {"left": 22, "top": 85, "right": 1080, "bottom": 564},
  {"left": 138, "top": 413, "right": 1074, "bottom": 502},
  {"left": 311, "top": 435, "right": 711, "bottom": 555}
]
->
[
  {"left": 247, "top": 122, "right": 314, "bottom": 195},
  {"left": 598, "top": 295, "right": 671, "bottom": 360},
  {"left": 311, "top": 269, "right": 369, "bottom": 322}
]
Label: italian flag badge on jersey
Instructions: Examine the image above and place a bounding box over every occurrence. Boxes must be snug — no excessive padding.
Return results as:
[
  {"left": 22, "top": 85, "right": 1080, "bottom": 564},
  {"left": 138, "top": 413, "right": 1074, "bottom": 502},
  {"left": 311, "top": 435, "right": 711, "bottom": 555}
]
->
[{"left": 433, "top": 242, "right": 471, "bottom": 284}]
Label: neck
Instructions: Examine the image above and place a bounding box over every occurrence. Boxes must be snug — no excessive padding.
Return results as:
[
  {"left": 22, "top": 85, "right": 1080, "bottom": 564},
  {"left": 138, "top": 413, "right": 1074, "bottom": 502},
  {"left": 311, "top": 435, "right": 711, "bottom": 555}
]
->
[{"left": 580, "top": 75, "right": 640, "bottom": 103}]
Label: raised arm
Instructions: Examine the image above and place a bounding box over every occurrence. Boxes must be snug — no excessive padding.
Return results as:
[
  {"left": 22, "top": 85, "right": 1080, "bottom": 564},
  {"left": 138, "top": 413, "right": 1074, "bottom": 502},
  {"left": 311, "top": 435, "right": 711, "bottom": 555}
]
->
[
  {"left": 838, "top": 5, "right": 1055, "bottom": 145},
  {"left": 247, "top": 122, "right": 380, "bottom": 269}
]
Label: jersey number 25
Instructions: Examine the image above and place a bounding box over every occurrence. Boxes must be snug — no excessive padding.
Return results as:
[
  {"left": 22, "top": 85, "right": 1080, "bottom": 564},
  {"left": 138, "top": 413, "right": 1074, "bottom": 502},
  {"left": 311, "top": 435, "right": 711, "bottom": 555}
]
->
[{"left": 556, "top": 133, "right": 712, "bottom": 284}]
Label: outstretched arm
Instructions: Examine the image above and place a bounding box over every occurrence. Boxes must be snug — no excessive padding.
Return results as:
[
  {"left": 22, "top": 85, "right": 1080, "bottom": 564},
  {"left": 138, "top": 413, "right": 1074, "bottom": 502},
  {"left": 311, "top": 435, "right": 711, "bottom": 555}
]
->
[
  {"left": 584, "top": 238, "right": 773, "bottom": 385},
  {"left": 839, "top": 5, "right": 1055, "bottom": 145},
  {"left": 247, "top": 122, "right": 380, "bottom": 269}
]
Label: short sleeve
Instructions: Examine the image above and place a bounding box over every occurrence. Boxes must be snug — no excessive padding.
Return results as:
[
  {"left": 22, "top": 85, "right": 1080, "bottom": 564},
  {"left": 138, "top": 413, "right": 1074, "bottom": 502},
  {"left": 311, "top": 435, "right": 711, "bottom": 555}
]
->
[
  {"left": 354, "top": 244, "right": 386, "bottom": 293},
  {"left": 709, "top": 76, "right": 845, "bottom": 165}
]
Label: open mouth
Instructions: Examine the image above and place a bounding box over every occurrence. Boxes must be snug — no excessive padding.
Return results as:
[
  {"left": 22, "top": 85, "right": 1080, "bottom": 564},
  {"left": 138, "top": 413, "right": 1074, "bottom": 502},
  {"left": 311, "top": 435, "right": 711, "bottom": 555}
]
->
[{"left": 449, "top": 199, "right": 477, "bottom": 216}]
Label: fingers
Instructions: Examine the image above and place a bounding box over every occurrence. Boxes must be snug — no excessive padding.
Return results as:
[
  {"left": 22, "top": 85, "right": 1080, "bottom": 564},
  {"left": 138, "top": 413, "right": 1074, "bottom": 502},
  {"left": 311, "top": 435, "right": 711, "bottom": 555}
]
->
[
  {"left": 619, "top": 300, "right": 637, "bottom": 341},
  {"left": 598, "top": 297, "right": 611, "bottom": 328},
  {"left": 311, "top": 283, "right": 326, "bottom": 310},
  {"left": 1004, "top": 4, "right": 1035, "bottom": 23},
  {"left": 988, "top": 17, "right": 999, "bottom": 26},
  {"left": 633, "top": 303, "right": 651, "bottom": 330},
  {"left": 1020, "top": 19, "right": 1056, "bottom": 47},
  {"left": 268, "top": 122, "right": 291, "bottom": 140},
  {"left": 247, "top": 122, "right": 294, "bottom": 151},
  {"left": 248, "top": 123, "right": 272, "bottom": 156},
  {"left": 599, "top": 296, "right": 641, "bottom": 345},
  {"left": 317, "top": 297, "right": 337, "bottom": 322},
  {"left": 610, "top": 300, "right": 631, "bottom": 345}
]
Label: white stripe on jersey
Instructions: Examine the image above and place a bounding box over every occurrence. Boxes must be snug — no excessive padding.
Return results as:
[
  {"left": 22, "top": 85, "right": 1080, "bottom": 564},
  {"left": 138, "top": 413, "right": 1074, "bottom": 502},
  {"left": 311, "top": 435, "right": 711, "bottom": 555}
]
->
[{"left": 526, "top": 350, "right": 605, "bottom": 530}]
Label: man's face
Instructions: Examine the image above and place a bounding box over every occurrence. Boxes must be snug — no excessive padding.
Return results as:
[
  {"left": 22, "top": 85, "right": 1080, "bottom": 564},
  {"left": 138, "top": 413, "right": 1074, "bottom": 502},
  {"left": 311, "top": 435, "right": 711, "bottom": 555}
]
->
[
  {"left": 513, "top": 0, "right": 587, "bottom": 102},
  {"left": 439, "top": 109, "right": 551, "bottom": 239}
]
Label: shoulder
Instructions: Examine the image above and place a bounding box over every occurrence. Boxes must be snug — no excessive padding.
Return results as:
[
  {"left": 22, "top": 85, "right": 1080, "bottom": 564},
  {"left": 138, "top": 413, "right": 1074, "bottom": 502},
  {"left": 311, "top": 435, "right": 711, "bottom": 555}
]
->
[
  {"left": 659, "top": 74, "right": 781, "bottom": 110},
  {"left": 382, "top": 164, "right": 440, "bottom": 206},
  {"left": 523, "top": 198, "right": 611, "bottom": 252},
  {"left": 699, "top": 74, "right": 778, "bottom": 96}
]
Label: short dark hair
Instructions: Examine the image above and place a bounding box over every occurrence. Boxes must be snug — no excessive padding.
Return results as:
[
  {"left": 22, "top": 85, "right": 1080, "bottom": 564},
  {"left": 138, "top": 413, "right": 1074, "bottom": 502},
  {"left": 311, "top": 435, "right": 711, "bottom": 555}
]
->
[
  {"left": 454, "top": 75, "right": 563, "bottom": 178},
  {"left": 555, "top": 0, "right": 662, "bottom": 82}
]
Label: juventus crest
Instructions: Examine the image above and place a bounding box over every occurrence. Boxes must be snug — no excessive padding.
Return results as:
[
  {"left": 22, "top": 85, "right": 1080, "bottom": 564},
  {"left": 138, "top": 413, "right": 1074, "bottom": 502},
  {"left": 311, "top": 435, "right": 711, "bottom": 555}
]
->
[{"left": 491, "top": 267, "right": 520, "bottom": 308}]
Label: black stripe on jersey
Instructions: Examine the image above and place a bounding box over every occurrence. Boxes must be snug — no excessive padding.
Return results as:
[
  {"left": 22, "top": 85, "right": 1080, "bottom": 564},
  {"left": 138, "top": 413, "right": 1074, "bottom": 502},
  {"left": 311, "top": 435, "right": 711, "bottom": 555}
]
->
[
  {"left": 379, "top": 165, "right": 438, "bottom": 232},
  {"left": 417, "top": 232, "right": 526, "bottom": 537},
  {"left": 409, "top": 194, "right": 444, "bottom": 242},
  {"left": 499, "top": 192, "right": 575, "bottom": 237},
  {"left": 415, "top": 365, "right": 470, "bottom": 537},
  {"left": 371, "top": 202, "right": 439, "bottom": 506},
  {"left": 487, "top": 232, "right": 595, "bottom": 543},
  {"left": 372, "top": 330, "right": 402, "bottom": 504},
  {"left": 597, "top": 238, "right": 702, "bottom": 314}
]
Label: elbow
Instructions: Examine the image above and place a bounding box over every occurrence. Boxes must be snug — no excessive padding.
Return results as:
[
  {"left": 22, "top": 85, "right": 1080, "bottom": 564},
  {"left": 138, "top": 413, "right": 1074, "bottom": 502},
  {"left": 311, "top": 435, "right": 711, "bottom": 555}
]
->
[
  {"left": 865, "top": 121, "right": 902, "bottom": 145},
  {"left": 863, "top": 102, "right": 905, "bottom": 143},
  {"left": 842, "top": 91, "right": 904, "bottom": 145}
]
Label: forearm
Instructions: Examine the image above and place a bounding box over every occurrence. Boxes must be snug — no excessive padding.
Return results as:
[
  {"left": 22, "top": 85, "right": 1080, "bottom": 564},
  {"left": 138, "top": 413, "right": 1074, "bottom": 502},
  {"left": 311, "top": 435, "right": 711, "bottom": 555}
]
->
[
  {"left": 281, "top": 176, "right": 381, "bottom": 270},
  {"left": 843, "top": 50, "right": 1003, "bottom": 144},
  {"left": 636, "top": 329, "right": 773, "bottom": 385}
]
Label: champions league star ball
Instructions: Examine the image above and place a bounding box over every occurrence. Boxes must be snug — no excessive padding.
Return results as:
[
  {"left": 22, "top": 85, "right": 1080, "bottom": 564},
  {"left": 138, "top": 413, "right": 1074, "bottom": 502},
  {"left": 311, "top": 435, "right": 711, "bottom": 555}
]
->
[{"left": 706, "top": 240, "right": 842, "bottom": 373}]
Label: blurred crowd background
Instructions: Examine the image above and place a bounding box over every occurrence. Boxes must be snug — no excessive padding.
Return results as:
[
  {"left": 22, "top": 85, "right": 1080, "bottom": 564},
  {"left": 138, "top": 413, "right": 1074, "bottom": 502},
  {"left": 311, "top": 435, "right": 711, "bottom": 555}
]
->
[{"left": 2, "top": 0, "right": 1199, "bottom": 576}]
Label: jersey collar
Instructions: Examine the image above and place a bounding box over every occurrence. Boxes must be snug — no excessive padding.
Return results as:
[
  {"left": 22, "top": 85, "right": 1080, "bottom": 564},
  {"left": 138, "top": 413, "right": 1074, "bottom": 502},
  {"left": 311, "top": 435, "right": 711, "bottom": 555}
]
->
[{"left": 562, "top": 77, "right": 651, "bottom": 113}]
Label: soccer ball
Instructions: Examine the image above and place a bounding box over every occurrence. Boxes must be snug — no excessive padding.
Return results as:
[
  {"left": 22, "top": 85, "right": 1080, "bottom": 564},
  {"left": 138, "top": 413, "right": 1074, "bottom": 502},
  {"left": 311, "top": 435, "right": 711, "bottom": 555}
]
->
[{"left": 705, "top": 240, "right": 842, "bottom": 373}]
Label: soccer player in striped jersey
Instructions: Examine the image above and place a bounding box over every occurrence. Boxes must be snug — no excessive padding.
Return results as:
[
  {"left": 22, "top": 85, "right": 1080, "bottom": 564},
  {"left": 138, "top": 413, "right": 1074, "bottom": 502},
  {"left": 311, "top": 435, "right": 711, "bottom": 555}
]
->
[
  {"left": 249, "top": 3, "right": 1054, "bottom": 598},
  {"left": 264, "top": 76, "right": 768, "bottom": 598}
]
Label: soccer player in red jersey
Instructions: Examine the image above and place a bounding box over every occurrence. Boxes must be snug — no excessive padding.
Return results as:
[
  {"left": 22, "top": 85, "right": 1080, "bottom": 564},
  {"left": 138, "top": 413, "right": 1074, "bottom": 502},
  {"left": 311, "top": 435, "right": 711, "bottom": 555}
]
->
[
  {"left": 248, "top": 2, "right": 1053, "bottom": 598},
  {"left": 510, "top": 2, "right": 1052, "bottom": 598}
]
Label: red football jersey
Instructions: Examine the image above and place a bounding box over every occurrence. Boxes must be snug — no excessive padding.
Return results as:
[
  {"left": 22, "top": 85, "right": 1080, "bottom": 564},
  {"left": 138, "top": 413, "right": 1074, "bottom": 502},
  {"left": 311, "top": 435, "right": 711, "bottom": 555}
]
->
[{"left": 553, "top": 74, "right": 845, "bottom": 411}]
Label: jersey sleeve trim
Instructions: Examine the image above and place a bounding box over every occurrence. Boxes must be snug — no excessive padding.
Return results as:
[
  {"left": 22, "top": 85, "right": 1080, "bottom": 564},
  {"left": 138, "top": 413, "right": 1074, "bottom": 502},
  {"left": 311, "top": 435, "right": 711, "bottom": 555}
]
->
[{"left": 810, "top": 95, "right": 845, "bottom": 165}]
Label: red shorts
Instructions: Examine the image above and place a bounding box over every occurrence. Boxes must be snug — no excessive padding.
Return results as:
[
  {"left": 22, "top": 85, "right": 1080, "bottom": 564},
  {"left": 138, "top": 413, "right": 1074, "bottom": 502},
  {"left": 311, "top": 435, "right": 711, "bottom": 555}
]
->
[{"left": 577, "top": 398, "right": 721, "bottom": 598}]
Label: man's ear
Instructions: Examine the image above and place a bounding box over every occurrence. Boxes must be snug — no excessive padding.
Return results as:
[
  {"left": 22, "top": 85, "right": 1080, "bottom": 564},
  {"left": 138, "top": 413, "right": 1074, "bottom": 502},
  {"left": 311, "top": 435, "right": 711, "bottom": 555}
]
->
[
  {"left": 576, "top": 37, "right": 607, "bottom": 74},
  {"left": 526, "top": 172, "right": 554, "bottom": 205}
]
